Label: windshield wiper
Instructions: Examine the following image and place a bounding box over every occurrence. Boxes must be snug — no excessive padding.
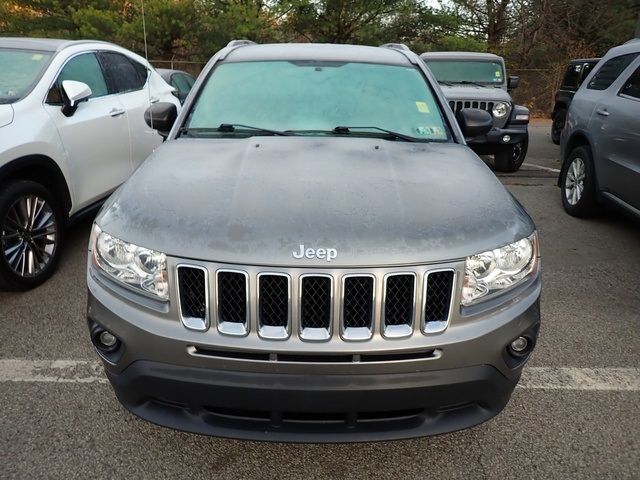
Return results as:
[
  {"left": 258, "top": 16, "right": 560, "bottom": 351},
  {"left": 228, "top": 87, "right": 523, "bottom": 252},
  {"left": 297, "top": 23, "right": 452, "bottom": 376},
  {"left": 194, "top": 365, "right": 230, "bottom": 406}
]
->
[
  {"left": 438, "top": 80, "right": 454, "bottom": 86},
  {"left": 331, "top": 126, "right": 418, "bottom": 142},
  {"left": 179, "top": 123, "right": 293, "bottom": 137},
  {"left": 456, "top": 80, "right": 486, "bottom": 87}
]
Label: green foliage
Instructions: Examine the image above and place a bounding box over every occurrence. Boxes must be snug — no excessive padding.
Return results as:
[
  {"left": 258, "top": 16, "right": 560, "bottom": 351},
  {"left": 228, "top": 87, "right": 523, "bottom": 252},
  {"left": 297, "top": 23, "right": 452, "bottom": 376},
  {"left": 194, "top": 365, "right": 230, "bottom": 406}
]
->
[{"left": 1, "top": 0, "right": 637, "bottom": 67}]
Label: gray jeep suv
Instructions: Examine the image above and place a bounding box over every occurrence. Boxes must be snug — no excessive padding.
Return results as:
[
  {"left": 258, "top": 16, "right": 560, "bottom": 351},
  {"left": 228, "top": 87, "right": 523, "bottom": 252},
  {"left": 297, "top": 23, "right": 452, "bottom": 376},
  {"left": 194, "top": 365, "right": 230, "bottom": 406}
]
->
[
  {"left": 421, "top": 52, "right": 530, "bottom": 172},
  {"left": 87, "top": 41, "right": 541, "bottom": 442}
]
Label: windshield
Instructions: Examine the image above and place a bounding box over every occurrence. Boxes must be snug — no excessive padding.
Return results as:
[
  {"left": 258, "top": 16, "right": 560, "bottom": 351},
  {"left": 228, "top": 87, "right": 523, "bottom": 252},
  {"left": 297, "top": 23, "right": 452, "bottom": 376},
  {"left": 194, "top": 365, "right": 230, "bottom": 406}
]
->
[
  {"left": 0, "top": 49, "right": 52, "bottom": 104},
  {"left": 185, "top": 60, "right": 450, "bottom": 142},
  {"left": 426, "top": 60, "right": 505, "bottom": 85}
]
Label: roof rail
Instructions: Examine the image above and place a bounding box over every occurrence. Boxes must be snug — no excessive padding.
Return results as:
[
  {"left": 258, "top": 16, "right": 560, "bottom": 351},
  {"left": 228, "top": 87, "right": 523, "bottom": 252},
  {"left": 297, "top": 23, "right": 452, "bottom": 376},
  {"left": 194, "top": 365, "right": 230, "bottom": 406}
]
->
[
  {"left": 226, "top": 39, "right": 257, "bottom": 48},
  {"left": 380, "top": 43, "right": 411, "bottom": 52}
]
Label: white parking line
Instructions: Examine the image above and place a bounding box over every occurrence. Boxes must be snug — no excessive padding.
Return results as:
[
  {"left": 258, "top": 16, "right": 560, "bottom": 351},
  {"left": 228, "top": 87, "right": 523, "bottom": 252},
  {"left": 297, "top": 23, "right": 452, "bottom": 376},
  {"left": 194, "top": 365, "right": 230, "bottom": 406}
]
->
[
  {"left": 521, "top": 162, "right": 561, "bottom": 173},
  {"left": 520, "top": 367, "right": 640, "bottom": 391},
  {"left": 1, "top": 360, "right": 639, "bottom": 391}
]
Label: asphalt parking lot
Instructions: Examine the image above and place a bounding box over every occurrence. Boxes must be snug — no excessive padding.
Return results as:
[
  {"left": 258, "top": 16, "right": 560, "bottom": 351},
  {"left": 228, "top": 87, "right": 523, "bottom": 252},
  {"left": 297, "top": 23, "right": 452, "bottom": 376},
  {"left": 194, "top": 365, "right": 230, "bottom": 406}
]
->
[{"left": 1, "top": 121, "right": 639, "bottom": 479}]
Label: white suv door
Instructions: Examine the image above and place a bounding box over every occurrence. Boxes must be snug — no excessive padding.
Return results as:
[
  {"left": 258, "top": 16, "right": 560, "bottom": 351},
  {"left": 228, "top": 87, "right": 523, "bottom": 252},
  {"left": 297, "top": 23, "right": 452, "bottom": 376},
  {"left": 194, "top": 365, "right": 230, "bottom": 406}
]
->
[
  {"left": 96, "top": 51, "right": 163, "bottom": 170},
  {"left": 43, "top": 52, "right": 132, "bottom": 210}
]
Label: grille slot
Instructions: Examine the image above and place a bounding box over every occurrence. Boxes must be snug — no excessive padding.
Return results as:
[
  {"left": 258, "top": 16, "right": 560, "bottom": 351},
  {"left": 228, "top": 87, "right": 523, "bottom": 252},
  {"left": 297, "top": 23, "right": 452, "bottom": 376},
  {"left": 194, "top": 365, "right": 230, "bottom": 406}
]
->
[
  {"left": 177, "top": 265, "right": 208, "bottom": 331},
  {"left": 258, "top": 274, "right": 290, "bottom": 339},
  {"left": 423, "top": 270, "right": 455, "bottom": 333},
  {"left": 342, "top": 276, "right": 374, "bottom": 340},
  {"left": 217, "top": 270, "right": 248, "bottom": 335},
  {"left": 383, "top": 274, "right": 415, "bottom": 338},
  {"left": 300, "top": 276, "right": 332, "bottom": 337}
]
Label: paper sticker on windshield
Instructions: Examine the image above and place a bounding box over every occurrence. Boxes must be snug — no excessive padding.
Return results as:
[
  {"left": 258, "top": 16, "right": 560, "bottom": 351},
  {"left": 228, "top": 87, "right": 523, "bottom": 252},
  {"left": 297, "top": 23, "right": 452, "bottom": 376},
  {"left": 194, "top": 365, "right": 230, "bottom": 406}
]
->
[
  {"left": 495, "top": 70, "right": 502, "bottom": 77},
  {"left": 31, "top": 54, "right": 43, "bottom": 61},
  {"left": 416, "top": 126, "right": 445, "bottom": 138},
  {"left": 415, "top": 101, "right": 430, "bottom": 113}
]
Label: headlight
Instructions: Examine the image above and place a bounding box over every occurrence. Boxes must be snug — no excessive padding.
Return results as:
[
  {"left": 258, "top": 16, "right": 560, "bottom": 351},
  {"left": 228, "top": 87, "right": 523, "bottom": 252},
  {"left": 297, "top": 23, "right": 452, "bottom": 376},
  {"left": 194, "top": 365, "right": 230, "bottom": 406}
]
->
[
  {"left": 462, "top": 232, "right": 538, "bottom": 306},
  {"left": 89, "top": 224, "right": 168, "bottom": 300},
  {"left": 492, "top": 102, "right": 508, "bottom": 118}
]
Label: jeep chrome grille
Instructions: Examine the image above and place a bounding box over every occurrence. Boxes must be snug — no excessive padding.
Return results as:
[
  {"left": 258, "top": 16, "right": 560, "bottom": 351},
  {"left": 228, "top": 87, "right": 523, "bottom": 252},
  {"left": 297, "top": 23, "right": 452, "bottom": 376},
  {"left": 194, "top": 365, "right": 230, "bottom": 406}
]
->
[
  {"left": 217, "top": 270, "right": 249, "bottom": 335},
  {"left": 300, "top": 275, "right": 332, "bottom": 340},
  {"left": 342, "top": 276, "right": 375, "bottom": 340},
  {"left": 176, "top": 264, "right": 456, "bottom": 341},
  {"left": 258, "top": 274, "right": 290, "bottom": 339},
  {"left": 423, "top": 270, "right": 454, "bottom": 333},
  {"left": 177, "top": 265, "right": 209, "bottom": 331},
  {"left": 383, "top": 274, "right": 415, "bottom": 338}
]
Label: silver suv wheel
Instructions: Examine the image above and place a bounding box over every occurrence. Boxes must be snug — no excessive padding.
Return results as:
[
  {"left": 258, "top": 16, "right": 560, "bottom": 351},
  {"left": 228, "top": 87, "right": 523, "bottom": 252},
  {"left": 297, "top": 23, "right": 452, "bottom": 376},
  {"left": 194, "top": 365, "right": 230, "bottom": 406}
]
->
[
  {"left": 1, "top": 194, "right": 57, "bottom": 278},
  {"left": 564, "top": 157, "right": 585, "bottom": 205}
]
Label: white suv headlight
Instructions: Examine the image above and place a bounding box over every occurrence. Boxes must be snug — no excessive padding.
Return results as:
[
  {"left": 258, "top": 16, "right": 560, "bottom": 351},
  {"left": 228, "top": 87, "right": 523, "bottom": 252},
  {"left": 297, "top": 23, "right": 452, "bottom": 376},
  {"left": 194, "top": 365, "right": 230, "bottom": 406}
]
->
[
  {"left": 492, "top": 102, "right": 509, "bottom": 118},
  {"left": 462, "top": 232, "right": 539, "bottom": 306},
  {"left": 89, "top": 224, "right": 168, "bottom": 300}
]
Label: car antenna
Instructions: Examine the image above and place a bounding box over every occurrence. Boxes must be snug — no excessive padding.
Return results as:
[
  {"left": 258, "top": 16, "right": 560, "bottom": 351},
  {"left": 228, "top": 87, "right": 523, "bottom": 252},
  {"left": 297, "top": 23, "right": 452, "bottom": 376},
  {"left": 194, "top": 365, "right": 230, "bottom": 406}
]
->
[{"left": 141, "top": 0, "right": 153, "bottom": 129}]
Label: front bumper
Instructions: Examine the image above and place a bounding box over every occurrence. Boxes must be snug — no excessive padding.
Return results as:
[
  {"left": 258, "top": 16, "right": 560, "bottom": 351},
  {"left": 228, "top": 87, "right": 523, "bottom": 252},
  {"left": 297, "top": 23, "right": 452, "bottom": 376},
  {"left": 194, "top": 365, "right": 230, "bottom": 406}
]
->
[
  {"left": 107, "top": 361, "right": 519, "bottom": 442},
  {"left": 87, "top": 267, "right": 541, "bottom": 442},
  {"left": 468, "top": 125, "right": 528, "bottom": 155}
]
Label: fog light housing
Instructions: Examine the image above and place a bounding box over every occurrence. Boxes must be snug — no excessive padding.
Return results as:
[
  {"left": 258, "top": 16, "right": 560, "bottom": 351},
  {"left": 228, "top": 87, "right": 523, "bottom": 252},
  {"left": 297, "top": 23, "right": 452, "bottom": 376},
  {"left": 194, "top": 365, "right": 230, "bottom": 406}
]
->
[
  {"left": 510, "top": 336, "right": 528, "bottom": 352},
  {"left": 91, "top": 325, "right": 121, "bottom": 353},
  {"left": 99, "top": 331, "right": 117, "bottom": 348},
  {"left": 502, "top": 135, "right": 511, "bottom": 143}
]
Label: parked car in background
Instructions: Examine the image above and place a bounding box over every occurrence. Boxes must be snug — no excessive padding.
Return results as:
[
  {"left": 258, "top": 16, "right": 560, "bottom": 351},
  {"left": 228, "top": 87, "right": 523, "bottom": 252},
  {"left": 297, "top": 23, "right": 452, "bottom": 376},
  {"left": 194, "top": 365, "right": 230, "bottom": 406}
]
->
[
  {"left": 421, "top": 51, "right": 530, "bottom": 172},
  {"left": 550, "top": 57, "right": 600, "bottom": 144},
  {"left": 559, "top": 39, "right": 640, "bottom": 219},
  {"left": 157, "top": 68, "right": 196, "bottom": 104},
  {"left": 87, "top": 41, "right": 541, "bottom": 442},
  {"left": 0, "top": 37, "right": 180, "bottom": 290}
]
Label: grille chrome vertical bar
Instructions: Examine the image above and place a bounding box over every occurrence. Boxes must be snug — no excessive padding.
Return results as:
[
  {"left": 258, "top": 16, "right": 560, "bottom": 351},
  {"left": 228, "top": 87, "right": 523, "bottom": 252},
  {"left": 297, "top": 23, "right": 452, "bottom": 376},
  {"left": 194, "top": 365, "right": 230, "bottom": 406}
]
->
[
  {"left": 176, "top": 264, "right": 209, "bottom": 331},
  {"left": 382, "top": 272, "right": 416, "bottom": 338},
  {"left": 340, "top": 274, "right": 375, "bottom": 341},
  {"left": 422, "top": 269, "right": 455, "bottom": 334},
  {"left": 299, "top": 274, "right": 333, "bottom": 341},
  {"left": 257, "top": 272, "right": 291, "bottom": 340},
  {"left": 216, "top": 269, "right": 249, "bottom": 336}
]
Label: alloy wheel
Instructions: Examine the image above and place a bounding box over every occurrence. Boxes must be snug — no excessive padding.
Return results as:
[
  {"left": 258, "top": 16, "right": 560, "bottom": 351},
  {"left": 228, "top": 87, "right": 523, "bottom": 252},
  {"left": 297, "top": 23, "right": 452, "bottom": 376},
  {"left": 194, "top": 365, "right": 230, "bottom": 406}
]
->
[
  {"left": 1, "top": 195, "right": 57, "bottom": 277},
  {"left": 565, "top": 157, "right": 586, "bottom": 206}
]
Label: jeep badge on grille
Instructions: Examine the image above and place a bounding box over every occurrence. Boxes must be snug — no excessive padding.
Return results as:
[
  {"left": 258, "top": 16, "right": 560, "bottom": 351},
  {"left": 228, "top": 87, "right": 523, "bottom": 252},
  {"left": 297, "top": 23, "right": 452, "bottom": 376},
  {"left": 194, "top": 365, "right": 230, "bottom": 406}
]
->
[{"left": 293, "top": 244, "right": 337, "bottom": 262}]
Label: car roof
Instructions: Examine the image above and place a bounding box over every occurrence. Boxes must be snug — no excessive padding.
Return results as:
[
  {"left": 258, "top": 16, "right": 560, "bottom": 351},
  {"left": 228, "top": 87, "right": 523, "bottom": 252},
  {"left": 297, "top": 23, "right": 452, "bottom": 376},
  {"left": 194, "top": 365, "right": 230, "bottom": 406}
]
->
[
  {"left": 0, "top": 37, "right": 115, "bottom": 53},
  {"left": 604, "top": 38, "right": 640, "bottom": 58},
  {"left": 420, "top": 51, "right": 502, "bottom": 61},
  {"left": 223, "top": 43, "right": 413, "bottom": 66}
]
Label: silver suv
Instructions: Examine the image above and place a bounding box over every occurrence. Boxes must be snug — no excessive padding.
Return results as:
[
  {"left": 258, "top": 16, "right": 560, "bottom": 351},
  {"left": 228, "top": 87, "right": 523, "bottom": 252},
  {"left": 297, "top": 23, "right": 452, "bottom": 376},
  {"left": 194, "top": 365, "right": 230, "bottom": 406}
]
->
[
  {"left": 87, "top": 41, "right": 541, "bottom": 442},
  {"left": 559, "top": 39, "right": 640, "bottom": 219}
]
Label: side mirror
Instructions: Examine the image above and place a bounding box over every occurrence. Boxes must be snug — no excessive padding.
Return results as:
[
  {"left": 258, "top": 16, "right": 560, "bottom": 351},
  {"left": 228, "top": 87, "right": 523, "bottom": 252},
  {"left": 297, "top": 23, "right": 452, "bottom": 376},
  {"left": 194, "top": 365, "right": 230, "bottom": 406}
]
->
[
  {"left": 61, "top": 80, "right": 92, "bottom": 117},
  {"left": 456, "top": 108, "right": 493, "bottom": 139},
  {"left": 508, "top": 75, "right": 520, "bottom": 91},
  {"left": 144, "top": 102, "right": 178, "bottom": 139}
]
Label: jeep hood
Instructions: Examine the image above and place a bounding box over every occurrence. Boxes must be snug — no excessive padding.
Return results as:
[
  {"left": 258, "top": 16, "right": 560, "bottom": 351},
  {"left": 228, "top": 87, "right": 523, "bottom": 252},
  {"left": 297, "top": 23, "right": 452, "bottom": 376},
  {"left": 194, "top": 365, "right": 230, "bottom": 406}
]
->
[
  {"left": 439, "top": 84, "right": 510, "bottom": 102},
  {"left": 0, "top": 105, "right": 14, "bottom": 128},
  {"left": 97, "top": 136, "right": 534, "bottom": 267}
]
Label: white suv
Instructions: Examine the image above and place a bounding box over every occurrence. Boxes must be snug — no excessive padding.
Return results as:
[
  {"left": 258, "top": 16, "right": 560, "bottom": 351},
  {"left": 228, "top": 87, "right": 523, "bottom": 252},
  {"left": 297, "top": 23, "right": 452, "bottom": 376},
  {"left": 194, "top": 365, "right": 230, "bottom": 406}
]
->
[{"left": 0, "top": 37, "right": 180, "bottom": 290}]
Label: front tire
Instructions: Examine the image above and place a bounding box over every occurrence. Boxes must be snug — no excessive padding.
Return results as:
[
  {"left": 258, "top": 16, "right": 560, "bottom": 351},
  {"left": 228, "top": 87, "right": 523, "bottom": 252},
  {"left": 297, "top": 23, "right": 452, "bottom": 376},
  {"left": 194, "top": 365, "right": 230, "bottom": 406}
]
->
[
  {"left": 0, "top": 180, "right": 65, "bottom": 290},
  {"left": 559, "top": 146, "right": 598, "bottom": 217},
  {"left": 494, "top": 134, "right": 529, "bottom": 173},
  {"left": 551, "top": 109, "right": 566, "bottom": 145}
]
